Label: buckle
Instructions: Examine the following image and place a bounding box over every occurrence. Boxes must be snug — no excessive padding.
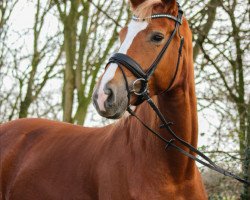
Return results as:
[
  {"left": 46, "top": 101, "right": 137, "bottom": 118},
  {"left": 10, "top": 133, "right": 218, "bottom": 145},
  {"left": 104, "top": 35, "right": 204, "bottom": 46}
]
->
[
  {"left": 165, "top": 139, "right": 175, "bottom": 150},
  {"left": 131, "top": 78, "right": 148, "bottom": 96}
]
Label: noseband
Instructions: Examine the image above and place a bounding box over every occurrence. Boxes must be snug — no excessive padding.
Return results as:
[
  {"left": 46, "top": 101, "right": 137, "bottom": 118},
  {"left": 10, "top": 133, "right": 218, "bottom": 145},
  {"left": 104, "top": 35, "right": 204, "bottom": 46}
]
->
[
  {"left": 107, "top": 4, "right": 184, "bottom": 105},
  {"left": 105, "top": 3, "right": 250, "bottom": 186}
]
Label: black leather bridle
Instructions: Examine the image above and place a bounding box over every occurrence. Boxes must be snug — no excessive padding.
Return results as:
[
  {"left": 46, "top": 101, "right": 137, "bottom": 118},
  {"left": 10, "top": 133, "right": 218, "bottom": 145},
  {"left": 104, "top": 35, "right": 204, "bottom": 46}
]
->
[
  {"left": 106, "top": 3, "right": 250, "bottom": 186},
  {"left": 107, "top": 4, "right": 184, "bottom": 105}
]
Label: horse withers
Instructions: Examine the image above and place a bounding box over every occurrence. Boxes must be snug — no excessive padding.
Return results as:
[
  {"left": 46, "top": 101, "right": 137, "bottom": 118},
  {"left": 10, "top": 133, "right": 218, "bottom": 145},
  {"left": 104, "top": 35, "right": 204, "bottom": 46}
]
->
[{"left": 0, "top": 0, "right": 207, "bottom": 199}]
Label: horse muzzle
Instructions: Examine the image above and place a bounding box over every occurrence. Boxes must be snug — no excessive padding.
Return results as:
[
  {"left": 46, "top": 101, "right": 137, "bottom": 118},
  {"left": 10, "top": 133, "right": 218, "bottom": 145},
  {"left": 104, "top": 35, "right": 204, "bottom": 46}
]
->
[{"left": 92, "top": 82, "right": 128, "bottom": 119}]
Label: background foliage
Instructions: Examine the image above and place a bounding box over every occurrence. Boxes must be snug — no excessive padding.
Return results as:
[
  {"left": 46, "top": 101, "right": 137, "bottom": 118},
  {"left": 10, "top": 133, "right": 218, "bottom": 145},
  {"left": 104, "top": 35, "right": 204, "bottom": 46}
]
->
[{"left": 0, "top": 0, "right": 249, "bottom": 199}]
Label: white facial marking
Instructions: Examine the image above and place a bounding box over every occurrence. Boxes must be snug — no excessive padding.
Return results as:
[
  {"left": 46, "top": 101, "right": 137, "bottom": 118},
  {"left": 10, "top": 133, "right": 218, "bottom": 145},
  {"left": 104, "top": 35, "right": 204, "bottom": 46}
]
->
[{"left": 97, "top": 20, "right": 148, "bottom": 111}]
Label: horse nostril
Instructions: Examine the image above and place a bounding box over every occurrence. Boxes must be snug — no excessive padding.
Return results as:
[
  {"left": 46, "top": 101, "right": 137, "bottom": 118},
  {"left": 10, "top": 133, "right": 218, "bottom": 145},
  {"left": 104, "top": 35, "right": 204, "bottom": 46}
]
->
[
  {"left": 105, "top": 87, "right": 115, "bottom": 108},
  {"left": 93, "top": 92, "right": 98, "bottom": 101},
  {"left": 105, "top": 88, "right": 112, "bottom": 96}
]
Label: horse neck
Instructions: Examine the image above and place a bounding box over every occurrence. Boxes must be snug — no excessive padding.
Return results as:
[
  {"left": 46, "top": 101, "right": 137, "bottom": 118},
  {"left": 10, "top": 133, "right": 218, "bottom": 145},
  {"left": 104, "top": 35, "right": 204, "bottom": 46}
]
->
[{"left": 123, "top": 66, "right": 198, "bottom": 181}]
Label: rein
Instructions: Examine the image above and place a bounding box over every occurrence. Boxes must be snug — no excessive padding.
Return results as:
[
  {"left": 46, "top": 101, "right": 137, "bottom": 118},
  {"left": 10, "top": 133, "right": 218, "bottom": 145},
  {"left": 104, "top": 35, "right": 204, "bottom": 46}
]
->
[
  {"left": 107, "top": 4, "right": 250, "bottom": 186},
  {"left": 127, "top": 98, "right": 250, "bottom": 185}
]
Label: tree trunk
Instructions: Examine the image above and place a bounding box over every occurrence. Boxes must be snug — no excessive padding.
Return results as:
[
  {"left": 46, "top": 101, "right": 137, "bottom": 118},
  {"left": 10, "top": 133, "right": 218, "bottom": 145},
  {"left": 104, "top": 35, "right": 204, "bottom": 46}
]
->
[
  {"left": 19, "top": 99, "right": 32, "bottom": 118},
  {"left": 241, "top": 101, "right": 250, "bottom": 199},
  {"left": 62, "top": 1, "right": 79, "bottom": 123},
  {"left": 19, "top": 50, "right": 39, "bottom": 118},
  {"left": 74, "top": 97, "right": 90, "bottom": 125},
  {"left": 193, "top": 0, "right": 219, "bottom": 61},
  {"left": 62, "top": 30, "right": 75, "bottom": 123}
]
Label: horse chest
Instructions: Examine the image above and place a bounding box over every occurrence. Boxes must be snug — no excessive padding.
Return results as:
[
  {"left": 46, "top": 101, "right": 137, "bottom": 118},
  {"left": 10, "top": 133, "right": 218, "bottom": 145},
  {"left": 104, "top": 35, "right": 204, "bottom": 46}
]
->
[{"left": 95, "top": 162, "right": 192, "bottom": 200}]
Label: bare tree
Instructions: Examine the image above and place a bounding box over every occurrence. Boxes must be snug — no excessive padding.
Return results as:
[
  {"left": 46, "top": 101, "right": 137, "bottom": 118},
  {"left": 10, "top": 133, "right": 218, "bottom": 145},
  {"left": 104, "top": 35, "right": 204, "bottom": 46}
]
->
[
  {"left": 0, "top": 0, "right": 63, "bottom": 122},
  {"left": 192, "top": 0, "right": 249, "bottom": 198},
  {"left": 0, "top": 0, "right": 18, "bottom": 29},
  {"left": 53, "top": 0, "right": 129, "bottom": 124},
  {"left": 19, "top": 0, "right": 63, "bottom": 118}
]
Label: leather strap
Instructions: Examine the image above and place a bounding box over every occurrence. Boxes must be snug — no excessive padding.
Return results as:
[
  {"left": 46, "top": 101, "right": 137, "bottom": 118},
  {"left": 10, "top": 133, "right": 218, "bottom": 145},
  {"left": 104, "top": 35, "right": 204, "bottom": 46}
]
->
[
  {"left": 107, "top": 3, "right": 184, "bottom": 104},
  {"left": 127, "top": 95, "right": 250, "bottom": 186},
  {"left": 163, "top": 36, "right": 184, "bottom": 93},
  {"left": 146, "top": 4, "right": 183, "bottom": 78},
  {"left": 108, "top": 53, "right": 147, "bottom": 79}
]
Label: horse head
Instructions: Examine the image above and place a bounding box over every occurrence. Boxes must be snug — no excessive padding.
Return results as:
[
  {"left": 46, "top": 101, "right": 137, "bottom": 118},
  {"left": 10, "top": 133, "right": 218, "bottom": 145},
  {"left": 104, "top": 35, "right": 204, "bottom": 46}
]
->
[{"left": 93, "top": 0, "right": 192, "bottom": 119}]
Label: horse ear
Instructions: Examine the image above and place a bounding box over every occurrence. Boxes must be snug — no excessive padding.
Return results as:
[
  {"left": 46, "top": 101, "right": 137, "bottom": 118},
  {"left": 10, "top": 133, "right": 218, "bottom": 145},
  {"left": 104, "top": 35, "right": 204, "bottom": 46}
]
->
[{"left": 130, "top": 0, "right": 146, "bottom": 9}]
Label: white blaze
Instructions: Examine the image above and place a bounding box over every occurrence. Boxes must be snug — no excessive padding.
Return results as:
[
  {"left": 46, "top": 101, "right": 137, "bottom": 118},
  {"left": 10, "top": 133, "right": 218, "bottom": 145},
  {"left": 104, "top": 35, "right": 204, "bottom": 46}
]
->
[{"left": 97, "top": 20, "right": 148, "bottom": 111}]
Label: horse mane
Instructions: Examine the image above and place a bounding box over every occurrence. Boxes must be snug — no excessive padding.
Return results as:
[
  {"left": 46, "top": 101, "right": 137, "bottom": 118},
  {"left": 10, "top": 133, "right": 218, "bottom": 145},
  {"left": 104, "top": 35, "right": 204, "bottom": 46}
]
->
[{"left": 133, "top": 0, "right": 178, "bottom": 21}]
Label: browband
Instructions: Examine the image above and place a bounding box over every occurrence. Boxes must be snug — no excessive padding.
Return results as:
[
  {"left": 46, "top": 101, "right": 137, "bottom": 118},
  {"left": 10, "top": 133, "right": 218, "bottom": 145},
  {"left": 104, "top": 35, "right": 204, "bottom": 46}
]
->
[{"left": 132, "top": 14, "right": 182, "bottom": 24}]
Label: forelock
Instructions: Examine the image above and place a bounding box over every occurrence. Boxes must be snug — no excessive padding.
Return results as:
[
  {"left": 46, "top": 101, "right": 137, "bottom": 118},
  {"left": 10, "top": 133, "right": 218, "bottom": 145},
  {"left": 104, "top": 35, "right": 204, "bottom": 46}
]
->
[
  {"left": 132, "top": 0, "right": 178, "bottom": 21},
  {"left": 133, "top": 0, "right": 163, "bottom": 20}
]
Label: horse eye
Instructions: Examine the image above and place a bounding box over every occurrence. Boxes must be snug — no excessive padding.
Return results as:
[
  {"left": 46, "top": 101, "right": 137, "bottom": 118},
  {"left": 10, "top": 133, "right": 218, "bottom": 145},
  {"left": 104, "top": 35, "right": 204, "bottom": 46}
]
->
[{"left": 151, "top": 33, "right": 164, "bottom": 43}]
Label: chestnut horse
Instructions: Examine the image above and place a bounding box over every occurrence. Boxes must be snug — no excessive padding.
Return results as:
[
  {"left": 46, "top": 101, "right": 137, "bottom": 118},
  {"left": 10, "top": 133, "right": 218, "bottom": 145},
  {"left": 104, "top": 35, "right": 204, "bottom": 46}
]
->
[{"left": 0, "top": 0, "right": 207, "bottom": 199}]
